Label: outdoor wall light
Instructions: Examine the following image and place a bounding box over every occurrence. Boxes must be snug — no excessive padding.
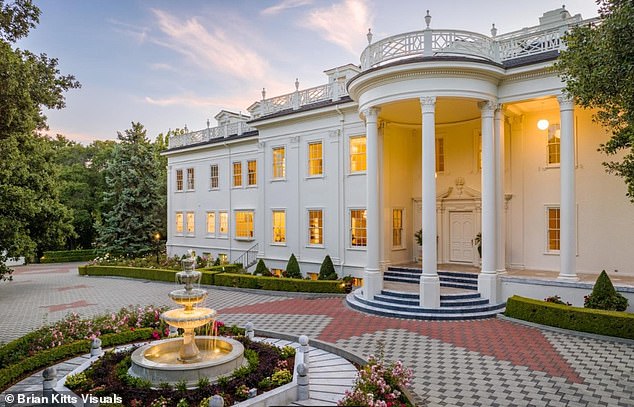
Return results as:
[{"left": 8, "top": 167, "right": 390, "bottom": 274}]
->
[{"left": 537, "top": 119, "right": 550, "bottom": 130}]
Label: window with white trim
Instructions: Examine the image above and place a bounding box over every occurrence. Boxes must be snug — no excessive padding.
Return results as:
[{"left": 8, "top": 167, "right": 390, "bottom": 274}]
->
[
  {"left": 175, "top": 212, "right": 184, "bottom": 234},
  {"left": 547, "top": 124, "right": 561, "bottom": 165},
  {"left": 219, "top": 211, "right": 228, "bottom": 237},
  {"left": 272, "top": 147, "right": 285, "bottom": 179},
  {"left": 186, "top": 168, "right": 195, "bottom": 190},
  {"left": 349, "top": 136, "right": 366, "bottom": 173},
  {"left": 392, "top": 209, "right": 403, "bottom": 247},
  {"left": 308, "top": 142, "right": 323, "bottom": 176},
  {"left": 436, "top": 138, "right": 445, "bottom": 173},
  {"left": 206, "top": 212, "right": 215, "bottom": 235},
  {"left": 308, "top": 209, "right": 323, "bottom": 245},
  {"left": 210, "top": 164, "right": 219, "bottom": 189},
  {"left": 272, "top": 210, "right": 286, "bottom": 243},
  {"left": 233, "top": 162, "right": 242, "bottom": 187},
  {"left": 235, "top": 211, "right": 254, "bottom": 239},
  {"left": 247, "top": 160, "right": 257, "bottom": 186},
  {"left": 176, "top": 169, "right": 183, "bottom": 191},
  {"left": 186, "top": 212, "right": 195, "bottom": 235},
  {"left": 350, "top": 209, "right": 367, "bottom": 247},
  {"left": 546, "top": 206, "right": 560, "bottom": 252}
]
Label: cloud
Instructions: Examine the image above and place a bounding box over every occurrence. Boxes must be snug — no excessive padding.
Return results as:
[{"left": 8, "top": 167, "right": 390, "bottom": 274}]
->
[
  {"left": 302, "top": 0, "right": 372, "bottom": 55},
  {"left": 149, "top": 62, "right": 177, "bottom": 72},
  {"left": 144, "top": 93, "right": 256, "bottom": 111},
  {"left": 108, "top": 18, "right": 149, "bottom": 44},
  {"left": 150, "top": 9, "right": 270, "bottom": 82},
  {"left": 261, "top": 0, "right": 313, "bottom": 16},
  {"left": 43, "top": 127, "right": 111, "bottom": 145}
]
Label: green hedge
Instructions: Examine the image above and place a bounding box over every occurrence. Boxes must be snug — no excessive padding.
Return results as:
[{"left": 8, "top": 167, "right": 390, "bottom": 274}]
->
[
  {"left": 41, "top": 249, "right": 97, "bottom": 263},
  {"left": 505, "top": 295, "right": 634, "bottom": 339},
  {"left": 0, "top": 328, "right": 153, "bottom": 391},
  {"left": 79, "top": 265, "right": 346, "bottom": 293}
]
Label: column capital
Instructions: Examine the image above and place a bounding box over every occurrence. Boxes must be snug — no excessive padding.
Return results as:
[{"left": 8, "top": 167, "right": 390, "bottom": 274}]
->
[
  {"left": 420, "top": 96, "right": 436, "bottom": 113},
  {"left": 362, "top": 107, "right": 380, "bottom": 122},
  {"left": 557, "top": 94, "right": 574, "bottom": 111},
  {"left": 478, "top": 99, "right": 497, "bottom": 117}
]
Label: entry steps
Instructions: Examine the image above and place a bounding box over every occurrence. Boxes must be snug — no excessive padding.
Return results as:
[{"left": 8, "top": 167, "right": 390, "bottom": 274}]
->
[
  {"left": 384, "top": 266, "right": 479, "bottom": 291},
  {"left": 346, "top": 289, "right": 505, "bottom": 320}
]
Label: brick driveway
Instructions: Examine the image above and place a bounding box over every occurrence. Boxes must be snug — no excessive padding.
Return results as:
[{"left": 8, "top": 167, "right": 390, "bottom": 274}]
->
[{"left": 1, "top": 263, "right": 632, "bottom": 406}]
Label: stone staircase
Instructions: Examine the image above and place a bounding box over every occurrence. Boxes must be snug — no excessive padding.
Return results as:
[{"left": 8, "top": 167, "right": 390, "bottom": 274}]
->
[{"left": 345, "top": 265, "right": 505, "bottom": 320}]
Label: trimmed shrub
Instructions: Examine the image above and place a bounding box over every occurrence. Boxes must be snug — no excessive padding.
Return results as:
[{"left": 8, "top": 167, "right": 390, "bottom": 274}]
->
[
  {"left": 505, "top": 295, "right": 634, "bottom": 339},
  {"left": 214, "top": 273, "right": 345, "bottom": 293},
  {"left": 318, "top": 255, "right": 338, "bottom": 280},
  {"left": 283, "top": 253, "right": 302, "bottom": 279},
  {"left": 584, "top": 270, "right": 628, "bottom": 311},
  {"left": 40, "top": 249, "right": 97, "bottom": 263},
  {"left": 254, "top": 259, "right": 272, "bottom": 277},
  {"left": 80, "top": 265, "right": 239, "bottom": 285}
]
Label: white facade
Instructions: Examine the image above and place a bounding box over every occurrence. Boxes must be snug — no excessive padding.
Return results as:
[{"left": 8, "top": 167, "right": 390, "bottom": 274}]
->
[{"left": 164, "top": 8, "right": 634, "bottom": 299}]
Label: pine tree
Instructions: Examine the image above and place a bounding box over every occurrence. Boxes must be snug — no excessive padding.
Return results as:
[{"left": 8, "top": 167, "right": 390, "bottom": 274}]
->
[
  {"left": 283, "top": 253, "right": 302, "bottom": 279},
  {"left": 97, "top": 123, "right": 162, "bottom": 257},
  {"left": 318, "top": 255, "right": 338, "bottom": 280}
]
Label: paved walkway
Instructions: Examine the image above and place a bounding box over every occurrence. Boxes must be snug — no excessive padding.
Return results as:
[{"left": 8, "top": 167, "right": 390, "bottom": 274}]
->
[{"left": 1, "top": 263, "right": 633, "bottom": 406}]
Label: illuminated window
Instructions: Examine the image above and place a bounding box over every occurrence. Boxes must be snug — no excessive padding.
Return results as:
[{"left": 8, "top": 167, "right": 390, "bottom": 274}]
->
[
  {"left": 350, "top": 209, "right": 367, "bottom": 247},
  {"left": 392, "top": 209, "right": 403, "bottom": 247},
  {"left": 547, "top": 124, "right": 561, "bottom": 165},
  {"left": 187, "top": 168, "right": 195, "bottom": 190},
  {"left": 186, "top": 212, "right": 195, "bottom": 235},
  {"left": 175, "top": 212, "right": 183, "bottom": 234},
  {"left": 308, "top": 142, "right": 323, "bottom": 176},
  {"left": 272, "top": 147, "right": 286, "bottom": 179},
  {"left": 247, "top": 160, "right": 257, "bottom": 186},
  {"left": 233, "top": 162, "right": 242, "bottom": 187},
  {"left": 206, "top": 212, "right": 215, "bottom": 235},
  {"left": 176, "top": 169, "right": 183, "bottom": 191},
  {"left": 349, "top": 136, "right": 366, "bottom": 173},
  {"left": 271, "top": 268, "right": 283, "bottom": 277},
  {"left": 218, "top": 253, "right": 228, "bottom": 264},
  {"left": 219, "top": 211, "right": 228, "bottom": 237},
  {"left": 308, "top": 210, "right": 323, "bottom": 245},
  {"left": 272, "top": 210, "right": 286, "bottom": 243},
  {"left": 210, "top": 164, "right": 219, "bottom": 189},
  {"left": 436, "top": 138, "right": 444, "bottom": 172},
  {"left": 235, "top": 211, "right": 254, "bottom": 239},
  {"left": 547, "top": 207, "right": 560, "bottom": 252}
]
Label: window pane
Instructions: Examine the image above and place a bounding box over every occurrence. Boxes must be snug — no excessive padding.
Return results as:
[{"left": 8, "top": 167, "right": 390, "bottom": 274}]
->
[
  {"left": 219, "top": 212, "right": 228, "bottom": 235},
  {"left": 207, "top": 212, "right": 215, "bottom": 234},
  {"left": 176, "top": 169, "right": 183, "bottom": 191},
  {"left": 248, "top": 160, "right": 257, "bottom": 185},
  {"left": 392, "top": 209, "right": 403, "bottom": 247},
  {"left": 236, "top": 211, "right": 254, "bottom": 238},
  {"left": 351, "top": 209, "right": 367, "bottom": 247},
  {"left": 436, "top": 138, "right": 444, "bottom": 172},
  {"left": 187, "top": 168, "right": 195, "bottom": 190},
  {"left": 308, "top": 210, "right": 323, "bottom": 245},
  {"left": 272, "top": 210, "right": 286, "bottom": 243},
  {"left": 175, "top": 212, "right": 183, "bottom": 233},
  {"left": 547, "top": 207, "right": 560, "bottom": 251},
  {"left": 308, "top": 142, "right": 323, "bottom": 176},
  {"left": 210, "top": 164, "right": 219, "bottom": 189},
  {"left": 233, "top": 162, "right": 242, "bottom": 187},
  {"left": 350, "top": 136, "right": 366, "bottom": 172},
  {"left": 273, "top": 147, "right": 286, "bottom": 178},
  {"left": 548, "top": 125, "right": 561, "bottom": 165},
  {"left": 186, "top": 212, "right": 195, "bottom": 234}
]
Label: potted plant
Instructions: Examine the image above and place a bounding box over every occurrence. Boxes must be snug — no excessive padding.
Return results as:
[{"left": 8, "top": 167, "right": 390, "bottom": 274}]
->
[
  {"left": 415, "top": 229, "right": 423, "bottom": 262},
  {"left": 474, "top": 233, "right": 482, "bottom": 258},
  {"left": 342, "top": 275, "right": 354, "bottom": 293}
]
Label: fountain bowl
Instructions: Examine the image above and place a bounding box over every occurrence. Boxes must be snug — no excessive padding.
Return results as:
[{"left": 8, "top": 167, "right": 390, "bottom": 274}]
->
[
  {"left": 161, "top": 307, "right": 216, "bottom": 330},
  {"left": 128, "top": 336, "right": 246, "bottom": 386}
]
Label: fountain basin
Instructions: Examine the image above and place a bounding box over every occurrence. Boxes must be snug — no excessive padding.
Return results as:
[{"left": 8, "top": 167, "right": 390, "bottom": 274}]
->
[
  {"left": 128, "top": 336, "right": 246, "bottom": 386},
  {"left": 161, "top": 307, "right": 216, "bottom": 330}
]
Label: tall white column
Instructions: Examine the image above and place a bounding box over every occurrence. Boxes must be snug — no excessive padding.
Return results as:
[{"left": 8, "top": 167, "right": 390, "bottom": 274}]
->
[
  {"left": 557, "top": 95, "right": 578, "bottom": 281},
  {"left": 363, "top": 107, "right": 383, "bottom": 299},
  {"left": 494, "top": 105, "right": 506, "bottom": 274},
  {"left": 478, "top": 100, "right": 499, "bottom": 303},
  {"left": 420, "top": 96, "right": 440, "bottom": 308}
]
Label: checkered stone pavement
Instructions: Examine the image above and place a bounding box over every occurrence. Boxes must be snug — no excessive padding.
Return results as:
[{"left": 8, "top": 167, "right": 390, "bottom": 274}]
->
[{"left": 219, "top": 313, "right": 333, "bottom": 340}]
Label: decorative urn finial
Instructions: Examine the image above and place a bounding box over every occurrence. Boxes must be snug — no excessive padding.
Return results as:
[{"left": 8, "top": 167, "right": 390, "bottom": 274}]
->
[
  {"left": 366, "top": 28, "right": 373, "bottom": 44},
  {"left": 490, "top": 23, "right": 497, "bottom": 37},
  {"left": 424, "top": 10, "right": 431, "bottom": 29},
  {"left": 261, "top": 87, "right": 266, "bottom": 100},
  {"left": 295, "top": 78, "right": 299, "bottom": 91}
]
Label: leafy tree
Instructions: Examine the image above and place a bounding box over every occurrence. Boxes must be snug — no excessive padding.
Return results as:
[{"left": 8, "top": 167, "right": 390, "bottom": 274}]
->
[
  {"left": 254, "top": 258, "right": 272, "bottom": 276},
  {"left": 97, "top": 123, "right": 162, "bottom": 257},
  {"left": 318, "top": 255, "right": 338, "bottom": 280},
  {"left": 584, "top": 270, "right": 628, "bottom": 311},
  {"left": 283, "top": 253, "right": 302, "bottom": 279},
  {"left": 0, "top": 0, "right": 79, "bottom": 280},
  {"left": 556, "top": 0, "right": 634, "bottom": 201}
]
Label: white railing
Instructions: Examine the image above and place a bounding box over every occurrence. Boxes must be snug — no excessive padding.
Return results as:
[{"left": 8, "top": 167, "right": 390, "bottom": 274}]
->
[
  {"left": 168, "top": 122, "right": 256, "bottom": 149},
  {"left": 254, "top": 80, "right": 349, "bottom": 118},
  {"left": 360, "top": 17, "right": 598, "bottom": 70}
]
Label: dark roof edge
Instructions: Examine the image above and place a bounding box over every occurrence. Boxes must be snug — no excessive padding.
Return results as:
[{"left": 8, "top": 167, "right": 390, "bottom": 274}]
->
[
  {"left": 248, "top": 96, "right": 355, "bottom": 124},
  {"left": 164, "top": 130, "right": 258, "bottom": 154}
]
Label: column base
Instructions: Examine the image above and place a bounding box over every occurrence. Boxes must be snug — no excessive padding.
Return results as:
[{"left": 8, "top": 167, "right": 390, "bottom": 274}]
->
[
  {"left": 363, "top": 268, "right": 382, "bottom": 300},
  {"left": 478, "top": 273, "right": 499, "bottom": 303},
  {"left": 557, "top": 273, "right": 579, "bottom": 282},
  {"left": 419, "top": 275, "right": 440, "bottom": 308}
]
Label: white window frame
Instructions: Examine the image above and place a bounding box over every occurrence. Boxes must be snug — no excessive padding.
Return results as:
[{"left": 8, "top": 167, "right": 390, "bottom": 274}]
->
[
  {"left": 272, "top": 146, "right": 286, "bottom": 180},
  {"left": 307, "top": 140, "right": 324, "bottom": 178},
  {"left": 546, "top": 123, "right": 561, "bottom": 167},
  {"left": 186, "top": 211, "right": 195, "bottom": 236},
  {"left": 544, "top": 205, "right": 560, "bottom": 254},
  {"left": 186, "top": 168, "right": 195, "bottom": 190},
  {"left": 307, "top": 208, "right": 324, "bottom": 247},
  {"left": 392, "top": 208, "right": 405, "bottom": 249},
  {"left": 349, "top": 208, "right": 367, "bottom": 249},
  {"left": 206, "top": 211, "right": 216, "bottom": 237},
  {"left": 210, "top": 164, "right": 219, "bottom": 190},
  {"left": 175, "top": 212, "right": 184, "bottom": 235},
  {"left": 271, "top": 209, "right": 286, "bottom": 245},
  {"left": 247, "top": 159, "right": 257, "bottom": 186},
  {"left": 233, "top": 161, "right": 242, "bottom": 188},
  {"left": 218, "top": 211, "right": 229, "bottom": 238},
  {"left": 176, "top": 169, "right": 184, "bottom": 192},
  {"left": 349, "top": 135, "right": 367, "bottom": 174},
  {"left": 234, "top": 210, "right": 255, "bottom": 241}
]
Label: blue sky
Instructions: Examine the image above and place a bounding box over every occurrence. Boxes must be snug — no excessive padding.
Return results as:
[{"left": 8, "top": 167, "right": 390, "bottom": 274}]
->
[{"left": 19, "top": 0, "right": 599, "bottom": 144}]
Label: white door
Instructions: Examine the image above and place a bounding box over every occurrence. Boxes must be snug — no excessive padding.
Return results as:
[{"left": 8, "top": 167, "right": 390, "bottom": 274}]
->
[{"left": 449, "top": 211, "right": 474, "bottom": 263}]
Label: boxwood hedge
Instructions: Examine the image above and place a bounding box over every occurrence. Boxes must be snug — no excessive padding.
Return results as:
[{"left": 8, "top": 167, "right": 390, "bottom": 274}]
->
[
  {"left": 40, "top": 249, "right": 97, "bottom": 263},
  {"left": 505, "top": 295, "right": 634, "bottom": 339}
]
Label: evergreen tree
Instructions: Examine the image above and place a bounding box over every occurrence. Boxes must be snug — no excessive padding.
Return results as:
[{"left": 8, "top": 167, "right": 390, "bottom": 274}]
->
[
  {"left": 254, "top": 258, "right": 272, "bottom": 276},
  {"left": 97, "top": 122, "right": 162, "bottom": 257},
  {"left": 584, "top": 270, "right": 628, "bottom": 311},
  {"left": 0, "top": 0, "right": 79, "bottom": 280},
  {"left": 318, "top": 255, "right": 338, "bottom": 280},
  {"left": 283, "top": 253, "right": 302, "bottom": 279}
]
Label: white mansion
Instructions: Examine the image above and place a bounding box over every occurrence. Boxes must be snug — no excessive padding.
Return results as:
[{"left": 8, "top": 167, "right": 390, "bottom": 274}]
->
[{"left": 164, "top": 7, "right": 634, "bottom": 313}]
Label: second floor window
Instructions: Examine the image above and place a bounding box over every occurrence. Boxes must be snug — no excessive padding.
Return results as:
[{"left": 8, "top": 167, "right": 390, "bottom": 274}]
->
[
  {"left": 187, "top": 168, "right": 195, "bottom": 190},
  {"left": 247, "top": 160, "right": 257, "bottom": 186},
  {"left": 436, "top": 138, "right": 445, "bottom": 173},
  {"left": 349, "top": 136, "right": 366, "bottom": 173},
  {"left": 350, "top": 209, "right": 367, "bottom": 247},
  {"left": 210, "top": 164, "right": 219, "bottom": 189},
  {"left": 272, "top": 147, "right": 285, "bottom": 179},
  {"left": 308, "top": 209, "right": 323, "bottom": 245},
  {"left": 176, "top": 169, "right": 184, "bottom": 191},
  {"left": 233, "top": 162, "right": 242, "bottom": 187},
  {"left": 272, "top": 210, "right": 286, "bottom": 243},
  {"left": 547, "top": 124, "right": 561, "bottom": 165},
  {"left": 308, "top": 142, "right": 323, "bottom": 176}
]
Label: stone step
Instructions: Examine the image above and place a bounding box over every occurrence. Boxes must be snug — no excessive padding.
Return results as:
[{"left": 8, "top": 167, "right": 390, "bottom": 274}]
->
[{"left": 352, "top": 292, "right": 503, "bottom": 314}]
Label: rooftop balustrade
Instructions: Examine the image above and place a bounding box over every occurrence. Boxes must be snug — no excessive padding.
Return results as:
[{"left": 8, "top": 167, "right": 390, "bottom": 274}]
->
[{"left": 168, "top": 121, "right": 256, "bottom": 149}]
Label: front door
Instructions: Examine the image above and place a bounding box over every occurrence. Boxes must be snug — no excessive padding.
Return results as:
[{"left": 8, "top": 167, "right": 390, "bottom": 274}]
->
[{"left": 449, "top": 211, "right": 474, "bottom": 263}]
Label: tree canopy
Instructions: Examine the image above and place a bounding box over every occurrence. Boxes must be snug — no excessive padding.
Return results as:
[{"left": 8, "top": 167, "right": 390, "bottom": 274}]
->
[{"left": 556, "top": 0, "right": 634, "bottom": 201}]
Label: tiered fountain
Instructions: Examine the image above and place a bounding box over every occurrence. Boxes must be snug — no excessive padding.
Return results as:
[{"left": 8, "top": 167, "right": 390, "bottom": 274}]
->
[{"left": 129, "top": 254, "right": 245, "bottom": 385}]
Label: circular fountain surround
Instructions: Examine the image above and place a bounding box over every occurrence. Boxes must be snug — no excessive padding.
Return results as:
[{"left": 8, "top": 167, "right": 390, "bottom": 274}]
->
[{"left": 128, "top": 336, "right": 245, "bottom": 386}]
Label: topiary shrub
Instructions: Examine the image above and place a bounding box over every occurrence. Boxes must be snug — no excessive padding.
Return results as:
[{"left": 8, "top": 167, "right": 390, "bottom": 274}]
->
[
  {"left": 283, "top": 253, "right": 302, "bottom": 279},
  {"left": 584, "top": 270, "right": 628, "bottom": 311},
  {"left": 318, "top": 255, "right": 338, "bottom": 280},
  {"left": 254, "top": 259, "right": 272, "bottom": 277}
]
